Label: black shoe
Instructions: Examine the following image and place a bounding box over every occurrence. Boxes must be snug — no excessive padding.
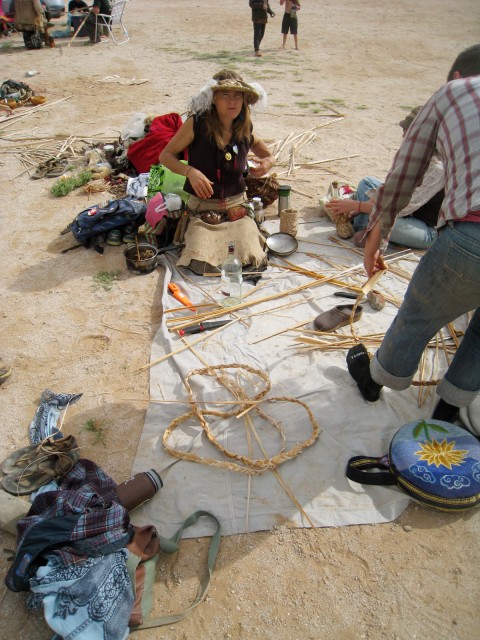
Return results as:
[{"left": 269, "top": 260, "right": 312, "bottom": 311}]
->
[
  {"left": 431, "top": 399, "right": 460, "bottom": 423},
  {"left": 346, "top": 343, "right": 383, "bottom": 402}
]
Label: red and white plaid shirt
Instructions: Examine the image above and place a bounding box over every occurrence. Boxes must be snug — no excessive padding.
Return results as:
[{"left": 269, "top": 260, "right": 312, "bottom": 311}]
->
[{"left": 369, "top": 75, "right": 480, "bottom": 249}]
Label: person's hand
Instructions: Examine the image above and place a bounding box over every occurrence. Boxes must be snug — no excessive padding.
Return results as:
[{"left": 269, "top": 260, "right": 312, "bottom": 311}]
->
[
  {"left": 249, "top": 155, "right": 274, "bottom": 177},
  {"left": 187, "top": 167, "right": 214, "bottom": 199},
  {"left": 363, "top": 223, "right": 386, "bottom": 277},
  {"left": 325, "top": 198, "right": 356, "bottom": 219}
]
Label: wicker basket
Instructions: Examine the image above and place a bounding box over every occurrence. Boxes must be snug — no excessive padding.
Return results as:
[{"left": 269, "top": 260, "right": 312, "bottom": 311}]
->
[
  {"left": 245, "top": 173, "right": 280, "bottom": 206},
  {"left": 280, "top": 209, "right": 298, "bottom": 237},
  {"left": 335, "top": 213, "right": 354, "bottom": 239}
]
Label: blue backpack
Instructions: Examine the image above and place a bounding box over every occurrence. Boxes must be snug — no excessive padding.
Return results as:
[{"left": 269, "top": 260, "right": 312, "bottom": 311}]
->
[{"left": 63, "top": 197, "right": 146, "bottom": 248}]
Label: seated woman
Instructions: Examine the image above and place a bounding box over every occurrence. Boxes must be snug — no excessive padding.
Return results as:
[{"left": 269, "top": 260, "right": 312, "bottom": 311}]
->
[
  {"left": 326, "top": 107, "right": 444, "bottom": 250},
  {"left": 159, "top": 69, "right": 275, "bottom": 275}
]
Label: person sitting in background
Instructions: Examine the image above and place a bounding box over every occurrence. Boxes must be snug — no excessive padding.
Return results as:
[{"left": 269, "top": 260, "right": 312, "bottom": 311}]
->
[
  {"left": 84, "top": 0, "right": 110, "bottom": 44},
  {"left": 159, "top": 69, "right": 275, "bottom": 275},
  {"left": 68, "top": 0, "right": 89, "bottom": 12},
  {"left": 326, "top": 107, "right": 444, "bottom": 250}
]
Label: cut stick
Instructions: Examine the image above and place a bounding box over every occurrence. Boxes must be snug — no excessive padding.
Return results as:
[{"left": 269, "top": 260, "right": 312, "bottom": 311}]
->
[{"left": 299, "top": 154, "right": 359, "bottom": 166}]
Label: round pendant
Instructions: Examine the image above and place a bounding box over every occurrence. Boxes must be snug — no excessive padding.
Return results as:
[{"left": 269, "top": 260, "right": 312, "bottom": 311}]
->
[{"left": 225, "top": 152, "right": 232, "bottom": 161}]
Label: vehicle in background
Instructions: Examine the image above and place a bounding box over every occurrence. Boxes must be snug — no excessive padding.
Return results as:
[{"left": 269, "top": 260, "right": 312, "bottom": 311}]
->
[{"left": 2, "top": 0, "right": 66, "bottom": 21}]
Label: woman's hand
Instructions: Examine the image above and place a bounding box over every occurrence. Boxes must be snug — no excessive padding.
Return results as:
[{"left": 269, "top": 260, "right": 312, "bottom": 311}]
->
[
  {"left": 249, "top": 155, "right": 274, "bottom": 177},
  {"left": 325, "top": 198, "right": 357, "bottom": 219},
  {"left": 187, "top": 167, "right": 214, "bottom": 199}
]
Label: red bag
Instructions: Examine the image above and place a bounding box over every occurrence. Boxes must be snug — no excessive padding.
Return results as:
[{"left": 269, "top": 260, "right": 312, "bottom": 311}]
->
[{"left": 127, "top": 113, "right": 186, "bottom": 174}]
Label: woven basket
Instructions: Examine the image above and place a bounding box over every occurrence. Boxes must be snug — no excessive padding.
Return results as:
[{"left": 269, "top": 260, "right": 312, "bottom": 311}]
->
[
  {"left": 335, "top": 213, "right": 354, "bottom": 239},
  {"left": 280, "top": 209, "right": 298, "bottom": 237},
  {"left": 245, "top": 173, "right": 280, "bottom": 207}
]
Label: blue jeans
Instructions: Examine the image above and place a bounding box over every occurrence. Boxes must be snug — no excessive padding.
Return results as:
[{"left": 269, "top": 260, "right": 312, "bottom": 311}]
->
[
  {"left": 354, "top": 176, "right": 438, "bottom": 249},
  {"left": 371, "top": 221, "right": 480, "bottom": 406},
  {"left": 389, "top": 216, "right": 438, "bottom": 249},
  {"left": 353, "top": 176, "right": 382, "bottom": 231}
]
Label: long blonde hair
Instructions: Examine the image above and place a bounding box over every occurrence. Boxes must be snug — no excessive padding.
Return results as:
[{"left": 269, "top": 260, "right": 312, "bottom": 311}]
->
[{"left": 204, "top": 95, "right": 253, "bottom": 149}]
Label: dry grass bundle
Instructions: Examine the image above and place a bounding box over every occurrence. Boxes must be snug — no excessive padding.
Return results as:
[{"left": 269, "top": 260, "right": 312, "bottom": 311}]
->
[{"left": 83, "top": 178, "right": 108, "bottom": 195}]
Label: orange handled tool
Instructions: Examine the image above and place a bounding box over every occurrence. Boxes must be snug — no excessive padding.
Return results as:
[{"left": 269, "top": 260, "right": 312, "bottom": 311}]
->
[{"left": 168, "top": 283, "right": 196, "bottom": 311}]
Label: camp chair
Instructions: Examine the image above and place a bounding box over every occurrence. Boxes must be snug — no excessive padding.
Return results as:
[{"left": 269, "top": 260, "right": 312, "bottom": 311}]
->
[{"left": 95, "top": 0, "right": 129, "bottom": 45}]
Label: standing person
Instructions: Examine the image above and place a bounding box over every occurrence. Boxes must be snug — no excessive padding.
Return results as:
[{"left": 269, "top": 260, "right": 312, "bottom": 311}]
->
[
  {"left": 159, "top": 69, "right": 275, "bottom": 275},
  {"left": 13, "top": 0, "right": 47, "bottom": 49},
  {"left": 249, "top": 0, "right": 275, "bottom": 58},
  {"left": 346, "top": 45, "right": 480, "bottom": 426},
  {"left": 280, "top": 0, "right": 300, "bottom": 50},
  {"left": 84, "top": 0, "right": 111, "bottom": 44}
]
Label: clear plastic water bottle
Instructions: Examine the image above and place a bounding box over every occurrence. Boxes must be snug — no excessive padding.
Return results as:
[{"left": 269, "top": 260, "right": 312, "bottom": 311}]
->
[
  {"left": 221, "top": 241, "right": 242, "bottom": 307},
  {"left": 252, "top": 197, "right": 264, "bottom": 224}
]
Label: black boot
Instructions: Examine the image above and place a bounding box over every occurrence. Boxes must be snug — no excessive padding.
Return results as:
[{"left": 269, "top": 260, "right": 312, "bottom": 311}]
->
[{"left": 431, "top": 399, "right": 460, "bottom": 423}]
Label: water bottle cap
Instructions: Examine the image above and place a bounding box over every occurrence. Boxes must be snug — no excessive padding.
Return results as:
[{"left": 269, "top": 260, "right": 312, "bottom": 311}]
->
[{"left": 278, "top": 185, "right": 291, "bottom": 195}]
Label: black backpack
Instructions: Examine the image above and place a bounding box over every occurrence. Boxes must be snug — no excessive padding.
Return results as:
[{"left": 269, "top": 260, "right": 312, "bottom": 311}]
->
[{"left": 61, "top": 197, "right": 146, "bottom": 250}]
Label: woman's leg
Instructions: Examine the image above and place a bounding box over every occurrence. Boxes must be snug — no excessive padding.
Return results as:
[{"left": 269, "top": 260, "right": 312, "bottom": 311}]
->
[
  {"left": 356, "top": 176, "right": 382, "bottom": 201},
  {"left": 352, "top": 176, "right": 383, "bottom": 231},
  {"left": 389, "top": 217, "right": 438, "bottom": 249}
]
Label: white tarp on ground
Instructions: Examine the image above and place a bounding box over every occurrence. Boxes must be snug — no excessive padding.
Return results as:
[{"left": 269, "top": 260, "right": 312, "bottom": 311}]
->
[{"left": 130, "top": 216, "right": 455, "bottom": 538}]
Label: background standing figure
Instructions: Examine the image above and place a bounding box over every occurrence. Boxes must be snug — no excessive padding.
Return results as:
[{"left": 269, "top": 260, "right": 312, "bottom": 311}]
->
[
  {"left": 249, "top": 0, "right": 275, "bottom": 57},
  {"left": 13, "top": 0, "right": 48, "bottom": 49},
  {"left": 280, "top": 0, "right": 300, "bottom": 50}
]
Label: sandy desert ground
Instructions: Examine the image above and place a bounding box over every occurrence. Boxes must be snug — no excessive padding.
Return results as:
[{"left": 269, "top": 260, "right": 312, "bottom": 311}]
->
[{"left": 0, "top": 0, "right": 479, "bottom": 638}]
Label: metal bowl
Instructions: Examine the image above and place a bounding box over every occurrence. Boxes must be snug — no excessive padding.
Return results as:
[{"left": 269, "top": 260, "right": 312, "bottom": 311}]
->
[
  {"left": 265, "top": 232, "right": 298, "bottom": 257},
  {"left": 124, "top": 243, "right": 158, "bottom": 275}
]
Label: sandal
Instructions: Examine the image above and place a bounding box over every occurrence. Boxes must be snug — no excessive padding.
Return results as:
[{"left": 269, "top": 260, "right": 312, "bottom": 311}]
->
[
  {"left": 31, "top": 162, "right": 49, "bottom": 180},
  {"left": 45, "top": 158, "right": 68, "bottom": 179},
  {"left": 107, "top": 229, "right": 123, "bottom": 246},
  {"left": 1, "top": 434, "right": 79, "bottom": 479},
  {"left": 2, "top": 466, "right": 60, "bottom": 495},
  {"left": 313, "top": 304, "right": 363, "bottom": 332}
]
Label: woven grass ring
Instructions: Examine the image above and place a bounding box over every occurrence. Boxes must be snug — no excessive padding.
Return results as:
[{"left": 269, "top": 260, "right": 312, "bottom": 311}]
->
[{"left": 163, "top": 364, "right": 321, "bottom": 474}]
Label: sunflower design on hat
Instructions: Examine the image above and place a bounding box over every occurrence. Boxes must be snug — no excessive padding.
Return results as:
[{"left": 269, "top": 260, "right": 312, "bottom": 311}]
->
[{"left": 415, "top": 439, "right": 468, "bottom": 470}]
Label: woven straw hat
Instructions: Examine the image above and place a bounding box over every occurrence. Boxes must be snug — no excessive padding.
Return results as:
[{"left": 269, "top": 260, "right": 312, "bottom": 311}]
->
[
  {"left": 187, "top": 72, "right": 267, "bottom": 115},
  {"left": 211, "top": 78, "right": 260, "bottom": 105},
  {"left": 399, "top": 106, "right": 422, "bottom": 131}
]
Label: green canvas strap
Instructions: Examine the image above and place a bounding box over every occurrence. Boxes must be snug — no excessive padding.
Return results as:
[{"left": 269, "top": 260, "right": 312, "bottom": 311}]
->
[{"left": 132, "top": 510, "right": 221, "bottom": 630}]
